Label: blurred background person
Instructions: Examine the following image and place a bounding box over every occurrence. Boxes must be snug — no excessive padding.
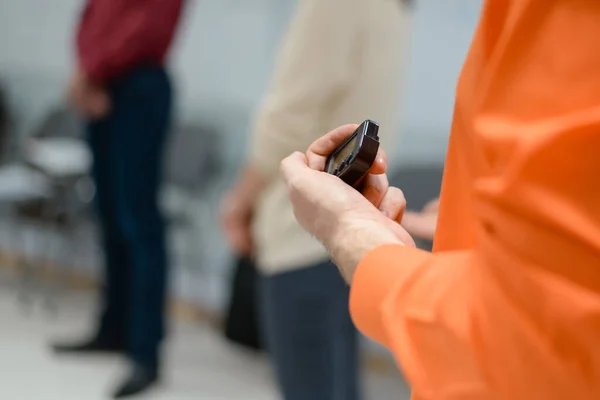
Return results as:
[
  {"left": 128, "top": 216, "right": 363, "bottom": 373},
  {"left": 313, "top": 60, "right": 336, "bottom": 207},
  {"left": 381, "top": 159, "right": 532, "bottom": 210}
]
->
[
  {"left": 221, "top": 0, "right": 411, "bottom": 398},
  {"left": 51, "top": 0, "right": 184, "bottom": 398},
  {"left": 402, "top": 197, "right": 439, "bottom": 240}
]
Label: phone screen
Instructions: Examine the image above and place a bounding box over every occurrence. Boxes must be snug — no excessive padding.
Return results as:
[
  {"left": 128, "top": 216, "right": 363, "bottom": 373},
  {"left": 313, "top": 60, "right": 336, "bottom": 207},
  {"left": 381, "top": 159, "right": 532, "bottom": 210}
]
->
[{"left": 331, "top": 134, "right": 358, "bottom": 170}]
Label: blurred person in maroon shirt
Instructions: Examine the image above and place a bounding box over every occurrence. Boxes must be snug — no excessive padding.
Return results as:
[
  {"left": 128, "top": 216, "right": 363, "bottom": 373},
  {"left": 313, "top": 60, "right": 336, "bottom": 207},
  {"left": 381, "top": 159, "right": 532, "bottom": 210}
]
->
[{"left": 52, "top": 0, "right": 184, "bottom": 398}]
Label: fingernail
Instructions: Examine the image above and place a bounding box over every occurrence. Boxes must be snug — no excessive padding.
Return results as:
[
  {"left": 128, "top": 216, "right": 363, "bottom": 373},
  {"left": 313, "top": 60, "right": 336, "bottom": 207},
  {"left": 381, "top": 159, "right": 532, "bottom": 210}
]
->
[{"left": 381, "top": 210, "right": 389, "bottom": 218}]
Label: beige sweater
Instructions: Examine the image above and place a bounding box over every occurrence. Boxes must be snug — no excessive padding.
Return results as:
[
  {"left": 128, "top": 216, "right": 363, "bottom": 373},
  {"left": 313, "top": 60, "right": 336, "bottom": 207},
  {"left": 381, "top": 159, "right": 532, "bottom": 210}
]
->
[{"left": 250, "top": 0, "right": 411, "bottom": 275}]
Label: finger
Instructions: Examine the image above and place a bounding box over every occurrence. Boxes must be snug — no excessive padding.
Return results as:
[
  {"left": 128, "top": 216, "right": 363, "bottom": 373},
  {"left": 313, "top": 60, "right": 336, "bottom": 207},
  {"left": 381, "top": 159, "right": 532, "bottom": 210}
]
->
[
  {"left": 401, "top": 211, "right": 437, "bottom": 241},
  {"left": 378, "top": 186, "right": 406, "bottom": 223},
  {"left": 361, "top": 173, "right": 389, "bottom": 208},
  {"left": 306, "top": 124, "right": 359, "bottom": 170},
  {"left": 86, "top": 91, "right": 111, "bottom": 119},
  {"left": 68, "top": 86, "right": 84, "bottom": 110},
  {"left": 280, "top": 151, "right": 309, "bottom": 185},
  {"left": 222, "top": 224, "right": 238, "bottom": 249},
  {"left": 224, "top": 224, "right": 253, "bottom": 256},
  {"left": 369, "top": 148, "right": 388, "bottom": 175},
  {"left": 231, "top": 232, "right": 253, "bottom": 256},
  {"left": 95, "top": 92, "right": 111, "bottom": 115},
  {"left": 423, "top": 198, "right": 440, "bottom": 214},
  {"left": 219, "top": 206, "right": 235, "bottom": 229}
]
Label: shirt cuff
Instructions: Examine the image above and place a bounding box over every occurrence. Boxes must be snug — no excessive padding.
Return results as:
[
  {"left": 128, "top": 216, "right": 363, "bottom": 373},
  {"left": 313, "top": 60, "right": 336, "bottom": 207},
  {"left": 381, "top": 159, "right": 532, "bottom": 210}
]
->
[{"left": 349, "top": 243, "right": 431, "bottom": 346}]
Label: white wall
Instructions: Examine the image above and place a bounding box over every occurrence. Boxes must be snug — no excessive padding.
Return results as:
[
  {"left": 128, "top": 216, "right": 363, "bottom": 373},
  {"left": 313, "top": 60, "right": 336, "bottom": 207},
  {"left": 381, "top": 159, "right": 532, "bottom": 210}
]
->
[
  {"left": 396, "top": 0, "right": 481, "bottom": 165},
  {"left": 0, "top": 0, "right": 80, "bottom": 144}
]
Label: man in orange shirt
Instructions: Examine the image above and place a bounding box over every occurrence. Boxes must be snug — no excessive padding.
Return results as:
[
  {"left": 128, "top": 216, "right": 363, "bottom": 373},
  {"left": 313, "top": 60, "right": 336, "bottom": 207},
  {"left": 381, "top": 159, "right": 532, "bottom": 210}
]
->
[{"left": 280, "top": 1, "right": 600, "bottom": 398}]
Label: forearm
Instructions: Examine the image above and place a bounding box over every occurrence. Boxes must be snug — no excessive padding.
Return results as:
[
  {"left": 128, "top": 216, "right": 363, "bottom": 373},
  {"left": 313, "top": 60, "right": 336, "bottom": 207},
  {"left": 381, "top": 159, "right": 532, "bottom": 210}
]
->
[{"left": 234, "top": 163, "right": 270, "bottom": 203}]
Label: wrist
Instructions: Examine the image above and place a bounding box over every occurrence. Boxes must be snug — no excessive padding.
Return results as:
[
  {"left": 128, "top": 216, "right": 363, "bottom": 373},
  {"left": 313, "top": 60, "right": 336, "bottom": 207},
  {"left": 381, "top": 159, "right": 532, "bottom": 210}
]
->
[{"left": 327, "top": 215, "right": 402, "bottom": 283}]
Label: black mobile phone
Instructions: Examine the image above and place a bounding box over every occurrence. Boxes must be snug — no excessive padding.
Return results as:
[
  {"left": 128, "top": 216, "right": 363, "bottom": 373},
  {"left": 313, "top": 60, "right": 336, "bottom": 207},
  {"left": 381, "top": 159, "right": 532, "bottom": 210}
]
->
[{"left": 325, "top": 120, "right": 380, "bottom": 187}]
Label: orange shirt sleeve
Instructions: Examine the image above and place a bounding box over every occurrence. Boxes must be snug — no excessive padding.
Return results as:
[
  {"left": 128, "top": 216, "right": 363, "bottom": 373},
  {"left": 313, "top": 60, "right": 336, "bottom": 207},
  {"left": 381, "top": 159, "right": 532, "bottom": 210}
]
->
[
  {"left": 350, "top": 246, "right": 486, "bottom": 397},
  {"left": 350, "top": 1, "right": 600, "bottom": 398}
]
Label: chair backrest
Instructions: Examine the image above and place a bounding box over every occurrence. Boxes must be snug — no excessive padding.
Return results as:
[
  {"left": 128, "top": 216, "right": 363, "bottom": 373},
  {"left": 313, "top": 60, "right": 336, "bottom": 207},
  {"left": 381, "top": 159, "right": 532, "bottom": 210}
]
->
[
  {"left": 388, "top": 165, "right": 443, "bottom": 251},
  {"left": 388, "top": 165, "right": 444, "bottom": 211},
  {"left": 163, "top": 124, "right": 223, "bottom": 192},
  {"left": 31, "top": 106, "right": 84, "bottom": 140}
]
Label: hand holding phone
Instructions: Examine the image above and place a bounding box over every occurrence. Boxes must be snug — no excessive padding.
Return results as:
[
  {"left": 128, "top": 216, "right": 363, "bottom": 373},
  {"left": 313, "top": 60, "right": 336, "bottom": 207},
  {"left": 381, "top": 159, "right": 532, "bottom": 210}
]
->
[{"left": 325, "top": 120, "right": 380, "bottom": 187}]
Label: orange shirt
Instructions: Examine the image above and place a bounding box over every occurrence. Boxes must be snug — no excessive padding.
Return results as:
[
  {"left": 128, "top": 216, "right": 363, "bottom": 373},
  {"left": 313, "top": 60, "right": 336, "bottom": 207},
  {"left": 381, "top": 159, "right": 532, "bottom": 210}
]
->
[{"left": 350, "top": 1, "right": 600, "bottom": 399}]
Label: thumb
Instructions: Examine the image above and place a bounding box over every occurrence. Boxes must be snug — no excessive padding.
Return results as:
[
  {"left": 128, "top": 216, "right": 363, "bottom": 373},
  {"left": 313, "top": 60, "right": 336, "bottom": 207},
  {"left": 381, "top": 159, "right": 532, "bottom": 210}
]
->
[{"left": 280, "top": 151, "right": 309, "bottom": 181}]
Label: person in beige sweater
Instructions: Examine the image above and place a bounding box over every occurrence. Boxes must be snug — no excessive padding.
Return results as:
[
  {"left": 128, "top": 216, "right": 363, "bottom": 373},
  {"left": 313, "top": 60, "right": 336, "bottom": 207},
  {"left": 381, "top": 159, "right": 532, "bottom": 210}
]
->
[{"left": 221, "top": 0, "right": 411, "bottom": 398}]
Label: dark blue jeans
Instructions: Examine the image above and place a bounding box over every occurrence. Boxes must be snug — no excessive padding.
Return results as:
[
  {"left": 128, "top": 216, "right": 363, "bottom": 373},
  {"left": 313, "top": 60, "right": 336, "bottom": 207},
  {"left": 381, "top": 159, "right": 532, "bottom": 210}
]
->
[
  {"left": 259, "top": 261, "right": 360, "bottom": 400},
  {"left": 87, "top": 65, "right": 171, "bottom": 367}
]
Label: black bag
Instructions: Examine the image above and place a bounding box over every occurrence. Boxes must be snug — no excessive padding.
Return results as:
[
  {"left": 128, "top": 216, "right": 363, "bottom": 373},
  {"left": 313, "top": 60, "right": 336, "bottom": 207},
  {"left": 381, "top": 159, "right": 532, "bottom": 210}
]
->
[{"left": 223, "top": 256, "right": 263, "bottom": 351}]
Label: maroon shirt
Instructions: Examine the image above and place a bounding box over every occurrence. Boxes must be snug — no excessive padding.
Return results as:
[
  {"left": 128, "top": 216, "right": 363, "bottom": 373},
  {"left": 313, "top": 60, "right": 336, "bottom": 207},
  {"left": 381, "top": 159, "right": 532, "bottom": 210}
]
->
[{"left": 76, "top": 0, "right": 184, "bottom": 84}]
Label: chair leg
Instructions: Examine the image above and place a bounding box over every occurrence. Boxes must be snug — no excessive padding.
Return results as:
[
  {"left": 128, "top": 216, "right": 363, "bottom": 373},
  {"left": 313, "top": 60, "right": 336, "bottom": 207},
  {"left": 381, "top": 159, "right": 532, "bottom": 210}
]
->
[
  {"left": 48, "top": 216, "right": 80, "bottom": 318},
  {"left": 41, "top": 205, "right": 62, "bottom": 319},
  {"left": 194, "top": 201, "right": 213, "bottom": 304},
  {"left": 1, "top": 208, "right": 21, "bottom": 294},
  {"left": 183, "top": 226, "right": 199, "bottom": 300},
  {"left": 16, "top": 219, "right": 35, "bottom": 315},
  {"left": 42, "top": 188, "right": 77, "bottom": 319},
  {"left": 183, "top": 198, "right": 208, "bottom": 301}
]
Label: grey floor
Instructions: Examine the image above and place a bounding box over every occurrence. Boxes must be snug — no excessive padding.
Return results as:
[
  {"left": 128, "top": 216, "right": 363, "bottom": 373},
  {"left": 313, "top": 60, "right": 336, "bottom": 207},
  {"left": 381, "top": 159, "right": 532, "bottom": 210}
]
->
[{"left": 0, "top": 276, "right": 410, "bottom": 400}]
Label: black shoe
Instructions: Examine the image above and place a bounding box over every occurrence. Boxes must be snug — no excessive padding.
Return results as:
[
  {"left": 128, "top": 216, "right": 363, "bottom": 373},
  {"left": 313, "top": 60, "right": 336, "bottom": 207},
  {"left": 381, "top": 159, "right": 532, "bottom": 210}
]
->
[
  {"left": 52, "top": 338, "right": 125, "bottom": 355},
  {"left": 112, "top": 363, "right": 160, "bottom": 398}
]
